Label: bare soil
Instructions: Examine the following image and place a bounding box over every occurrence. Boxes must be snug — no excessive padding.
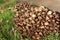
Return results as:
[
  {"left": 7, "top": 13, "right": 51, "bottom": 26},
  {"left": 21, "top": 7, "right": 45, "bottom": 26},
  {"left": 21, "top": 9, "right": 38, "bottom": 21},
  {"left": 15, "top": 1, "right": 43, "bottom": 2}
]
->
[{"left": 18, "top": 0, "right": 60, "bottom": 12}]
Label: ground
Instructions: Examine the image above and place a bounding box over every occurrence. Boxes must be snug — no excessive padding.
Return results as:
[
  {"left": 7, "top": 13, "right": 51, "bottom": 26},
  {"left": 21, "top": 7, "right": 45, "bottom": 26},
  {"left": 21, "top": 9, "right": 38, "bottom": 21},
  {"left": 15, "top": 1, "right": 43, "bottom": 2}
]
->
[{"left": 19, "top": 0, "right": 60, "bottom": 12}]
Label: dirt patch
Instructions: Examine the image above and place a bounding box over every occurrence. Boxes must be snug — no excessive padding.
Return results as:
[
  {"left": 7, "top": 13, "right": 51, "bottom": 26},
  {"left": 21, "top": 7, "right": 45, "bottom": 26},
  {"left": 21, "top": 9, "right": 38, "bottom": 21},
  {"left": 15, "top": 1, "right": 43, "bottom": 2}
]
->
[{"left": 18, "top": 0, "right": 60, "bottom": 12}]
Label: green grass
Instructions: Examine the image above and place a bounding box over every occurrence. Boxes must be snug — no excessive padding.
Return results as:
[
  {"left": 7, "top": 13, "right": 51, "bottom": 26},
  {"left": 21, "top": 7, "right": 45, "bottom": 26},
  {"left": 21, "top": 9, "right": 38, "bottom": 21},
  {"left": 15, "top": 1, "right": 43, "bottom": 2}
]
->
[
  {"left": 0, "top": 0, "right": 16, "bottom": 9},
  {"left": 0, "top": 9, "right": 31, "bottom": 40},
  {"left": 41, "top": 32, "right": 60, "bottom": 40},
  {"left": 0, "top": 0, "right": 60, "bottom": 40},
  {"left": 0, "top": 10, "right": 19, "bottom": 40}
]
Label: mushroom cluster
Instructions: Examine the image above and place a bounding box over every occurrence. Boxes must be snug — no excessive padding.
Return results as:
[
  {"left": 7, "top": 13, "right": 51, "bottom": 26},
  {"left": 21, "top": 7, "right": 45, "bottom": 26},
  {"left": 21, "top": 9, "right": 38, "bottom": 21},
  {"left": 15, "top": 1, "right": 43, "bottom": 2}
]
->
[{"left": 14, "top": 2, "right": 60, "bottom": 40}]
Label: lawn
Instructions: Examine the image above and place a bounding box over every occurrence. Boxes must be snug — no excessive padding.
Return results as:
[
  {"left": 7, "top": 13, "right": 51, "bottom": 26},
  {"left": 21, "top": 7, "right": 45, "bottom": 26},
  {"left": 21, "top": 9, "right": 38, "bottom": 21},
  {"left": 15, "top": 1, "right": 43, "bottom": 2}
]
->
[{"left": 0, "top": 0, "right": 60, "bottom": 40}]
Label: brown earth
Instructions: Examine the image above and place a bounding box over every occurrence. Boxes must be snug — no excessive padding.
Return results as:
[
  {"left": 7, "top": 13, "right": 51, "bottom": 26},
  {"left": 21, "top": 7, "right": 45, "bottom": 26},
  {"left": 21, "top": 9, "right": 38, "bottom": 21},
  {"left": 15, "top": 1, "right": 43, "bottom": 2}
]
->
[{"left": 18, "top": 0, "right": 60, "bottom": 12}]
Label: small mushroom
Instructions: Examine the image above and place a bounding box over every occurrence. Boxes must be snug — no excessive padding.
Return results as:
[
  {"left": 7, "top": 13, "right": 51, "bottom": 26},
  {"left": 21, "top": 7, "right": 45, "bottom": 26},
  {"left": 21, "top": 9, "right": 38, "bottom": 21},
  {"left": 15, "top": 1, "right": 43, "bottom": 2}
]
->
[
  {"left": 46, "top": 16, "right": 49, "bottom": 20},
  {"left": 47, "top": 11, "right": 52, "bottom": 15},
  {"left": 40, "top": 26, "right": 45, "bottom": 29},
  {"left": 44, "top": 22, "right": 49, "bottom": 25},
  {"left": 31, "top": 14, "right": 36, "bottom": 18}
]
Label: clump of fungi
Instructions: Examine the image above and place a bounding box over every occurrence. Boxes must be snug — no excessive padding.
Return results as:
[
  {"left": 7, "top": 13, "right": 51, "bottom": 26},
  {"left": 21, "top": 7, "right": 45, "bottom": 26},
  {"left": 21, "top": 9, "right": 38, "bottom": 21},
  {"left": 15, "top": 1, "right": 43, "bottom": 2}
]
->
[{"left": 14, "top": 2, "right": 60, "bottom": 40}]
